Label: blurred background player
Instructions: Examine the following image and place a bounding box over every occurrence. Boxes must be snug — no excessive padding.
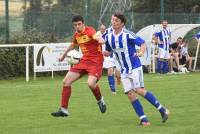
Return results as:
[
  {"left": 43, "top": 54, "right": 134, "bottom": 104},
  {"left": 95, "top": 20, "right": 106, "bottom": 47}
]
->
[
  {"left": 51, "top": 15, "right": 106, "bottom": 117},
  {"left": 99, "top": 24, "right": 121, "bottom": 95},
  {"left": 104, "top": 12, "right": 169, "bottom": 126},
  {"left": 102, "top": 25, "right": 121, "bottom": 86},
  {"left": 179, "top": 39, "right": 193, "bottom": 71},
  {"left": 169, "top": 37, "right": 182, "bottom": 73},
  {"left": 195, "top": 31, "right": 200, "bottom": 41},
  {"left": 155, "top": 20, "right": 171, "bottom": 74}
]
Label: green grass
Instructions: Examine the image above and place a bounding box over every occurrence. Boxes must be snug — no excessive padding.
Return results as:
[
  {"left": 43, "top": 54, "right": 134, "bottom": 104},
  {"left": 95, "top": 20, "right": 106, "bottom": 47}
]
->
[{"left": 0, "top": 73, "right": 200, "bottom": 134}]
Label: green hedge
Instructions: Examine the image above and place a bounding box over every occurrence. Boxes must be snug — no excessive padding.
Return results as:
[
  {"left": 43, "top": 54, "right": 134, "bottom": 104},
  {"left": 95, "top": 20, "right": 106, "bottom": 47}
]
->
[
  {"left": 0, "top": 30, "right": 200, "bottom": 79},
  {"left": 0, "top": 47, "right": 26, "bottom": 78},
  {"left": 0, "top": 31, "right": 65, "bottom": 79}
]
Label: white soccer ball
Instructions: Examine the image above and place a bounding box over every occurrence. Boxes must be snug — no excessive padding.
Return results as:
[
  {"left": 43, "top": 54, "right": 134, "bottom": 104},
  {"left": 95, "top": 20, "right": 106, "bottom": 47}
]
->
[
  {"left": 179, "top": 67, "right": 188, "bottom": 73},
  {"left": 66, "top": 50, "right": 82, "bottom": 65}
]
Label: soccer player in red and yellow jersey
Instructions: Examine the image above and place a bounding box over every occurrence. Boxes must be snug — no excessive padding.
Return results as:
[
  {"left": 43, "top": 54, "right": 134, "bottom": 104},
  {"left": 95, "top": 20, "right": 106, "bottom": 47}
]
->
[{"left": 51, "top": 15, "right": 106, "bottom": 117}]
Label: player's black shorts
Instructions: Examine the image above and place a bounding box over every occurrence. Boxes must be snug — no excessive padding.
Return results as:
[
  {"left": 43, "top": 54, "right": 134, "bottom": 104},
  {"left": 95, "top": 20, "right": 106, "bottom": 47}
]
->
[{"left": 180, "top": 56, "right": 186, "bottom": 65}]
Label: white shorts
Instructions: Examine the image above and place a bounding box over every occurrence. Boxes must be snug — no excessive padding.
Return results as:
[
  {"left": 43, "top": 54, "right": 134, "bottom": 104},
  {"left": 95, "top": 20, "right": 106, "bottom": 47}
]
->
[
  {"left": 114, "top": 59, "right": 121, "bottom": 71},
  {"left": 103, "top": 56, "right": 115, "bottom": 69},
  {"left": 158, "top": 48, "right": 170, "bottom": 59},
  {"left": 121, "top": 66, "right": 144, "bottom": 93}
]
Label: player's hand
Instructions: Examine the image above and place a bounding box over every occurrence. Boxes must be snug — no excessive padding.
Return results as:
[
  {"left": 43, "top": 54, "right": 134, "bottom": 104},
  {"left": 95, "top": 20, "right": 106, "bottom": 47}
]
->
[
  {"left": 134, "top": 52, "right": 143, "bottom": 57},
  {"left": 151, "top": 39, "right": 156, "bottom": 44},
  {"left": 97, "top": 37, "right": 105, "bottom": 44},
  {"left": 58, "top": 55, "right": 65, "bottom": 62},
  {"left": 103, "top": 51, "right": 111, "bottom": 57}
]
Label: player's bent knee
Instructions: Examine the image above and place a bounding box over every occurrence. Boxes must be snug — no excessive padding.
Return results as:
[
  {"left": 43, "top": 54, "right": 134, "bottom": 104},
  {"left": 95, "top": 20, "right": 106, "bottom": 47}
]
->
[
  {"left": 87, "top": 82, "right": 96, "bottom": 90},
  {"left": 127, "top": 90, "right": 137, "bottom": 101},
  {"left": 63, "top": 80, "right": 72, "bottom": 87},
  {"left": 135, "top": 88, "right": 146, "bottom": 96}
]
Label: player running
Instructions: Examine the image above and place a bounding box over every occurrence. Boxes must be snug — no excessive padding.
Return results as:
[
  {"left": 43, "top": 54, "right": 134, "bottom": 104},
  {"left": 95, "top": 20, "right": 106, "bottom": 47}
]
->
[
  {"left": 51, "top": 14, "right": 106, "bottom": 117},
  {"left": 104, "top": 12, "right": 169, "bottom": 126}
]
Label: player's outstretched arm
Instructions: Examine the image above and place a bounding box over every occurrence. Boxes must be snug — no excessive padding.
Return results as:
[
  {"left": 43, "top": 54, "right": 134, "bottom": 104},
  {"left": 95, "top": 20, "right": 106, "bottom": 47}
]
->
[
  {"left": 103, "top": 51, "right": 111, "bottom": 57},
  {"left": 135, "top": 43, "right": 146, "bottom": 57},
  {"left": 59, "top": 43, "right": 75, "bottom": 62},
  {"left": 93, "top": 32, "right": 105, "bottom": 44}
]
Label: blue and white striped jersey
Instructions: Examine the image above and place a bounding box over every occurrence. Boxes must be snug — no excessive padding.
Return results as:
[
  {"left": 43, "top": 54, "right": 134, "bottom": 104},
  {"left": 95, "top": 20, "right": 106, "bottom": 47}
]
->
[
  {"left": 102, "top": 26, "right": 113, "bottom": 39},
  {"left": 155, "top": 28, "right": 171, "bottom": 51},
  {"left": 196, "top": 31, "right": 200, "bottom": 39},
  {"left": 104, "top": 29, "right": 145, "bottom": 74},
  {"left": 102, "top": 27, "right": 114, "bottom": 58}
]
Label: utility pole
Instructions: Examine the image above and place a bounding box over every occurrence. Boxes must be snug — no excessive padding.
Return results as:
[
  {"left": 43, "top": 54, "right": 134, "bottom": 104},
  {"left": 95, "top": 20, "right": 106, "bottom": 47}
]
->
[
  {"left": 85, "top": 0, "right": 89, "bottom": 23},
  {"left": 160, "top": 0, "right": 164, "bottom": 21},
  {"left": 5, "top": 0, "right": 9, "bottom": 43}
]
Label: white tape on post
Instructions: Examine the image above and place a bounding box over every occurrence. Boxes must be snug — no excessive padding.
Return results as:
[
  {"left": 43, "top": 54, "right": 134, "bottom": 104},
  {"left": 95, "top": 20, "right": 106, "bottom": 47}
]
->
[{"left": 26, "top": 46, "right": 29, "bottom": 82}]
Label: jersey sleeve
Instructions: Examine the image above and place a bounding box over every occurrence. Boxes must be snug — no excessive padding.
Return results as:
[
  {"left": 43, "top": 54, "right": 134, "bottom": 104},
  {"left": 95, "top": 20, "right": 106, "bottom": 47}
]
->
[
  {"left": 128, "top": 32, "right": 145, "bottom": 47},
  {"left": 104, "top": 35, "right": 112, "bottom": 52},
  {"left": 102, "top": 29, "right": 109, "bottom": 39},
  {"left": 155, "top": 31, "right": 160, "bottom": 37},
  {"left": 196, "top": 32, "right": 200, "bottom": 39},
  {"left": 102, "top": 27, "right": 113, "bottom": 40},
  {"left": 133, "top": 37, "right": 145, "bottom": 46},
  {"left": 86, "top": 27, "right": 97, "bottom": 39},
  {"left": 154, "top": 27, "right": 161, "bottom": 37}
]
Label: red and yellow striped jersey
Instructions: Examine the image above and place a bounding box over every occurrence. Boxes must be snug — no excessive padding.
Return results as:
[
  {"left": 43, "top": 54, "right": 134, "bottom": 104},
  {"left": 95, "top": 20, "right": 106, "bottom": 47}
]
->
[{"left": 72, "top": 26, "right": 103, "bottom": 63}]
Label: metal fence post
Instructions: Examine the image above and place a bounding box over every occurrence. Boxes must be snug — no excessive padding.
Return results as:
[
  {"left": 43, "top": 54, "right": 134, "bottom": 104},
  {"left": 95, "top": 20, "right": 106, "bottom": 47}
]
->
[
  {"left": 5, "top": 0, "right": 9, "bottom": 43},
  {"left": 26, "top": 46, "right": 29, "bottom": 82},
  {"left": 160, "top": 0, "right": 164, "bottom": 21}
]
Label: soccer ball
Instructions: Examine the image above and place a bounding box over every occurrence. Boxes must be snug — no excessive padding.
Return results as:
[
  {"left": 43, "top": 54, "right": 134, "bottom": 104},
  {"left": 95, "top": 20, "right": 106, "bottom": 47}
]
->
[
  {"left": 179, "top": 67, "right": 189, "bottom": 73},
  {"left": 66, "top": 50, "right": 82, "bottom": 65}
]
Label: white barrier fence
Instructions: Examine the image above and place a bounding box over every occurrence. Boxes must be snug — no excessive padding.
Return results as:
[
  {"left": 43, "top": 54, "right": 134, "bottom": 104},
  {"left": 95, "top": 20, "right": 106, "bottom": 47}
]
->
[{"left": 0, "top": 42, "right": 199, "bottom": 81}]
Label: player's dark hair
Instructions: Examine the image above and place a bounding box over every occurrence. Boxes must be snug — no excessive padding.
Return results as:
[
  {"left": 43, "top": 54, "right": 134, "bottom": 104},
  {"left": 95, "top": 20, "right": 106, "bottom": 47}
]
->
[
  {"left": 113, "top": 12, "right": 126, "bottom": 25},
  {"left": 72, "top": 15, "right": 84, "bottom": 23},
  {"left": 177, "top": 37, "right": 183, "bottom": 40},
  {"left": 183, "top": 39, "right": 188, "bottom": 43},
  {"left": 161, "top": 19, "right": 168, "bottom": 23}
]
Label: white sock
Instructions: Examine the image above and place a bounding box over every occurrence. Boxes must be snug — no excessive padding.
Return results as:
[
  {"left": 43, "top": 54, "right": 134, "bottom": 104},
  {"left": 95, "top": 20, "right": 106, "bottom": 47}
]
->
[{"left": 61, "top": 107, "right": 69, "bottom": 114}]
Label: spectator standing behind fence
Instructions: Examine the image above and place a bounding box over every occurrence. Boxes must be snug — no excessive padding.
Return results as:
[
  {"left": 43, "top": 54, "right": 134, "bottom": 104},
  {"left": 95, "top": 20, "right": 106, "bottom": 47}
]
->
[
  {"left": 169, "top": 37, "right": 183, "bottom": 73},
  {"left": 154, "top": 20, "right": 171, "bottom": 74}
]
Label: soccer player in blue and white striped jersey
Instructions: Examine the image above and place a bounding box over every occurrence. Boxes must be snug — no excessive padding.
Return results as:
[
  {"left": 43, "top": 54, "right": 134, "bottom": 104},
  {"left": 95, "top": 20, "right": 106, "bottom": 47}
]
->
[
  {"left": 155, "top": 20, "right": 171, "bottom": 73},
  {"left": 104, "top": 12, "right": 169, "bottom": 126},
  {"left": 195, "top": 31, "right": 200, "bottom": 41},
  {"left": 101, "top": 25, "right": 121, "bottom": 95}
]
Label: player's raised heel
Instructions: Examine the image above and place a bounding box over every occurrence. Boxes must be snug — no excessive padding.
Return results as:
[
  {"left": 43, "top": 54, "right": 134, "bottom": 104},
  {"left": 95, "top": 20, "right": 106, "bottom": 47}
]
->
[
  {"left": 161, "top": 109, "right": 170, "bottom": 123},
  {"left": 139, "top": 121, "right": 151, "bottom": 126},
  {"left": 112, "top": 92, "right": 117, "bottom": 95},
  {"left": 51, "top": 108, "right": 69, "bottom": 117},
  {"left": 97, "top": 97, "right": 106, "bottom": 113}
]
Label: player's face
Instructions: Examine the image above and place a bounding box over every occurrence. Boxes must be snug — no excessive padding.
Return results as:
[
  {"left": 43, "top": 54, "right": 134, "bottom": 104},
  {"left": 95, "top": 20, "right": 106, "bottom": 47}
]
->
[
  {"left": 111, "top": 15, "right": 124, "bottom": 30},
  {"left": 73, "top": 21, "right": 85, "bottom": 33},
  {"left": 177, "top": 38, "right": 182, "bottom": 44},
  {"left": 162, "top": 21, "right": 168, "bottom": 29},
  {"left": 99, "top": 25, "right": 106, "bottom": 34}
]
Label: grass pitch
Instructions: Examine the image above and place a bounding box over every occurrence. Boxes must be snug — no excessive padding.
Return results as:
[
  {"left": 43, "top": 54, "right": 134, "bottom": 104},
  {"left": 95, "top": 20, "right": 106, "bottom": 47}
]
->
[{"left": 0, "top": 73, "right": 200, "bottom": 134}]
